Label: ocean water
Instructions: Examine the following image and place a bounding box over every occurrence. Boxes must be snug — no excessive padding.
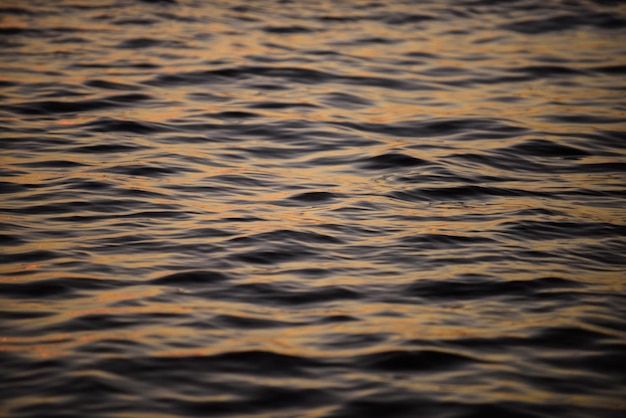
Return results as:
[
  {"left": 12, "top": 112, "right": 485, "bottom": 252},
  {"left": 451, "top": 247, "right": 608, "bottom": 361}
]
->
[{"left": 1, "top": 0, "right": 625, "bottom": 417}]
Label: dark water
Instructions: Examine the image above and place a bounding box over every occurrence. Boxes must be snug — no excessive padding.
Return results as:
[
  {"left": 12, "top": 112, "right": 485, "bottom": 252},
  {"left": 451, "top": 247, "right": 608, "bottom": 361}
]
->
[{"left": 1, "top": 0, "right": 625, "bottom": 417}]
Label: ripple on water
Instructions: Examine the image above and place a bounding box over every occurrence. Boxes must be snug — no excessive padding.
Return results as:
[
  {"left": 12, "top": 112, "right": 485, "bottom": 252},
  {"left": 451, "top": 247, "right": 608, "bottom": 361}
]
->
[{"left": 1, "top": 0, "right": 625, "bottom": 417}]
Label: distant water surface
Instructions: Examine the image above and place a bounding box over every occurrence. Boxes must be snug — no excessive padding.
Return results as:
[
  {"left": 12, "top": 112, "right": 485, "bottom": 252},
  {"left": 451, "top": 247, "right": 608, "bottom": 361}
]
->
[{"left": 1, "top": 0, "right": 625, "bottom": 417}]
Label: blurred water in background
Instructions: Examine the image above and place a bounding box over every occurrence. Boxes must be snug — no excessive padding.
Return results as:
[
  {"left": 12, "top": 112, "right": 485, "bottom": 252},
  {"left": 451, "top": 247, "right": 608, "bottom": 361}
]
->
[{"left": 1, "top": 0, "right": 625, "bottom": 417}]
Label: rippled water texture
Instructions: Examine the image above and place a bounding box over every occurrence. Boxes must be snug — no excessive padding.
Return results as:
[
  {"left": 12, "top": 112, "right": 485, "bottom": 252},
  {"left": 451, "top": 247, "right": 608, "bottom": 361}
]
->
[{"left": 1, "top": 0, "right": 626, "bottom": 417}]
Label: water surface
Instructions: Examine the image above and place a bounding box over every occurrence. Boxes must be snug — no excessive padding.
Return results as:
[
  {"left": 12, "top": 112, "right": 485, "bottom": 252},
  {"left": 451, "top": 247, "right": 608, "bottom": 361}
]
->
[{"left": 1, "top": 1, "right": 625, "bottom": 417}]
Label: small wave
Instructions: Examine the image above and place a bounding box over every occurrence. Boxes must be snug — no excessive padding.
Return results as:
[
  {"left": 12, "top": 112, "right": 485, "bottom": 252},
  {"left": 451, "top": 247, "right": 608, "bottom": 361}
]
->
[
  {"left": 358, "top": 349, "right": 482, "bottom": 372},
  {"left": 151, "top": 270, "right": 234, "bottom": 286},
  {"left": 501, "top": 12, "right": 626, "bottom": 33},
  {"left": 404, "top": 276, "right": 583, "bottom": 302}
]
